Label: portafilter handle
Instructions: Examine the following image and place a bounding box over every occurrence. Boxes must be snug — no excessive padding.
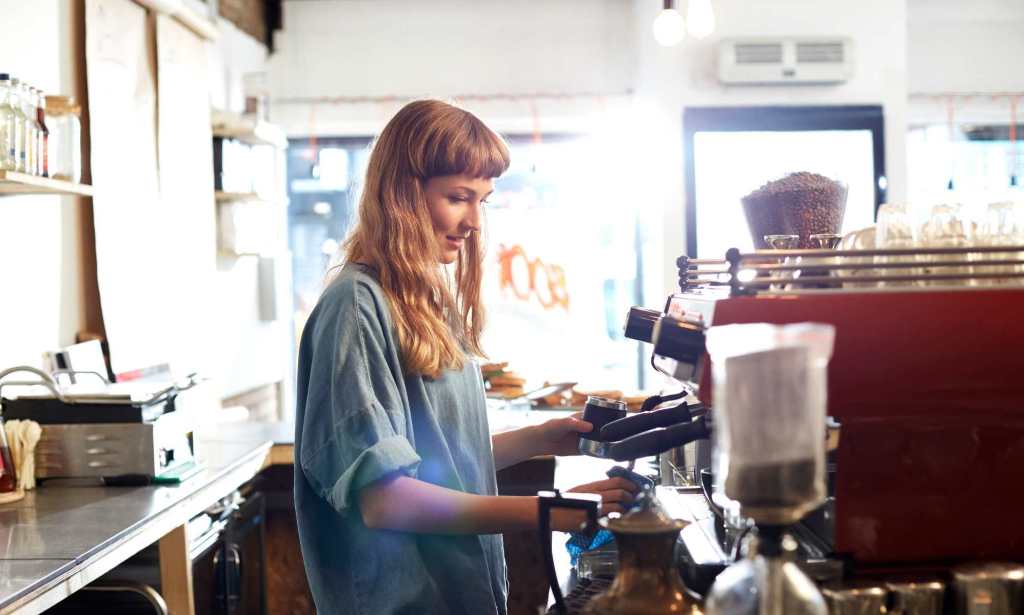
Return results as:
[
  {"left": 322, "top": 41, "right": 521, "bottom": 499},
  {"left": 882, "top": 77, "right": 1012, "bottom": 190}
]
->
[
  {"left": 598, "top": 401, "right": 695, "bottom": 442},
  {"left": 604, "top": 416, "right": 711, "bottom": 462}
]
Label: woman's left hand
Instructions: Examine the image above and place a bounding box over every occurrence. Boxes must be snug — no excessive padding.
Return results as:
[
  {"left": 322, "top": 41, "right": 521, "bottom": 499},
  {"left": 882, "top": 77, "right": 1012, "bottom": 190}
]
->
[{"left": 533, "top": 413, "right": 592, "bottom": 457}]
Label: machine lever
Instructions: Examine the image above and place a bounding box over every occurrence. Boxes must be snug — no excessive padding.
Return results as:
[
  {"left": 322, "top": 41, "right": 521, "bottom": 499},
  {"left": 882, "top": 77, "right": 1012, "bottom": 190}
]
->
[
  {"left": 605, "top": 416, "right": 711, "bottom": 462},
  {"left": 599, "top": 402, "right": 692, "bottom": 441}
]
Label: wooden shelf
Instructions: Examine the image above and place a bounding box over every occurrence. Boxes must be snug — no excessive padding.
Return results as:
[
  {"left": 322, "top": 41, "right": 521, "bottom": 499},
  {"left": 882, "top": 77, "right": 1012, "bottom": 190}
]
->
[
  {"left": 211, "top": 110, "right": 288, "bottom": 150},
  {"left": 133, "top": 0, "right": 219, "bottom": 41},
  {"left": 0, "top": 171, "right": 94, "bottom": 197},
  {"left": 215, "top": 191, "right": 263, "bottom": 203}
]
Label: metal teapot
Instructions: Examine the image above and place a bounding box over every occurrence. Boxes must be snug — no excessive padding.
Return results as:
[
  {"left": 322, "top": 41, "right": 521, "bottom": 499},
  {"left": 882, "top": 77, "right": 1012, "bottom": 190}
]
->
[{"left": 583, "top": 489, "right": 703, "bottom": 615}]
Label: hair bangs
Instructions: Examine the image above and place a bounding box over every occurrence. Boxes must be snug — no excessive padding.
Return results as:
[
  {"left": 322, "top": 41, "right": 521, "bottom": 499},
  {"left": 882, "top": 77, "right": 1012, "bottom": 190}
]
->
[{"left": 422, "top": 112, "right": 510, "bottom": 180}]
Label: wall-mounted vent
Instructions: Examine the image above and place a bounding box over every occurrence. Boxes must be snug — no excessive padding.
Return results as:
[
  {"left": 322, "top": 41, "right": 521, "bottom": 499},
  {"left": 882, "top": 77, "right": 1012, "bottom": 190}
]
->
[
  {"left": 719, "top": 37, "right": 854, "bottom": 85},
  {"left": 735, "top": 43, "right": 784, "bottom": 65},
  {"left": 796, "top": 41, "right": 845, "bottom": 64}
]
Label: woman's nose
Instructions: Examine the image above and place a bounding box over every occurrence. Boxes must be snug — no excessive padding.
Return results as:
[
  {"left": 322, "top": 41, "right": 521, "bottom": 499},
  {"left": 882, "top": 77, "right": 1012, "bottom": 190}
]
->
[{"left": 463, "top": 200, "right": 483, "bottom": 232}]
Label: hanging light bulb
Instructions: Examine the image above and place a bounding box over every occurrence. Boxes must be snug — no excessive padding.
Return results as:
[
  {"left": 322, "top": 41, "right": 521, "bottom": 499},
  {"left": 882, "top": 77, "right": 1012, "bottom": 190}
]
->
[
  {"left": 687, "top": 0, "right": 715, "bottom": 39},
  {"left": 653, "top": 0, "right": 686, "bottom": 47}
]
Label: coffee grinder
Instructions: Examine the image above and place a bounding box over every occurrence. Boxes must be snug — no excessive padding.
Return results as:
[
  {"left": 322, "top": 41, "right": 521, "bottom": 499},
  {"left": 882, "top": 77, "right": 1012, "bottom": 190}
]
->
[{"left": 702, "top": 322, "right": 836, "bottom": 615}]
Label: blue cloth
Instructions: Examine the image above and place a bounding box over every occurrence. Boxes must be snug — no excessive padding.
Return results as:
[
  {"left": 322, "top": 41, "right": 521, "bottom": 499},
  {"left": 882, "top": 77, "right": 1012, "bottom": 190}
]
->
[
  {"left": 565, "top": 466, "right": 655, "bottom": 565},
  {"left": 294, "top": 263, "right": 507, "bottom": 615}
]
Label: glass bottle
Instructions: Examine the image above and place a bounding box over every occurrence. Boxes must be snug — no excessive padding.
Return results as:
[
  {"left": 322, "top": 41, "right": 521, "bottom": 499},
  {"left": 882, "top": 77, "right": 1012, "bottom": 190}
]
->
[
  {"left": 0, "top": 417, "right": 17, "bottom": 494},
  {"left": 0, "top": 73, "right": 14, "bottom": 171},
  {"left": 45, "top": 96, "right": 82, "bottom": 183},
  {"left": 10, "top": 78, "right": 26, "bottom": 173},
  {"left": 35, "top": 87, "right": 48, "bottom": 177},
  {"left": 24, "top": 85, "right": 40, "bottom": 176}
]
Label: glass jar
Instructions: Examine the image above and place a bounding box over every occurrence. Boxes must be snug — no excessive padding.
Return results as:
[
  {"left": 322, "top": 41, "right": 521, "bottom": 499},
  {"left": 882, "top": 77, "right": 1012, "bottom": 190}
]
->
[
  {"left": 919, "top": 203, "right": 971, "bottom": 286},
  {"left": 875, "top": 203, "right": 919, "bottom": 287},
  {"left": 837, "top": 226, "right": 876, "bottom": 288},
  {"left": 45, "top": 95, "right": 82, "bottom": 183},
  {"left": 975, "top": 201, "right": 1023, "bottom": 285}
]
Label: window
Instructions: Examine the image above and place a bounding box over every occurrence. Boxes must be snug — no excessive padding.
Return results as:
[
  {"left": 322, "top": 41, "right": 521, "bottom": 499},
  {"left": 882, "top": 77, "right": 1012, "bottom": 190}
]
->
[
  {"left": 484, "top": 136, "right": 645, "bottom": 390},
  {"left": 285, "top": 134, "right": 647, "bottom": 390},
  {"left": 285, "top": 138, "right": 372, "bottom": 340}
]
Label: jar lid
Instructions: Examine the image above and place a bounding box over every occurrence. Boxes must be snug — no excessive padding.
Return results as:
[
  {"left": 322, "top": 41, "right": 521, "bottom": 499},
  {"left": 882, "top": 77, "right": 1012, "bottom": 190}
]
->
[{"left": 45, "top": 95, "right": 80, "bottom": 115}]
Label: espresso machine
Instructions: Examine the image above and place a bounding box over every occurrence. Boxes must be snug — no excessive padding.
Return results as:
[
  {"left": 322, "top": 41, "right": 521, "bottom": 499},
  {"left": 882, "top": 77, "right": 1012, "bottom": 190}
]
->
[
  {"left": 544, "top": 242, "right": 1024, "bottom": 614},
  {"left": 663, "top": 246, "right": 1024, "bottom": 564},
  {"left": 664, "top": 246, "right": 1024, "bottom": 608}
]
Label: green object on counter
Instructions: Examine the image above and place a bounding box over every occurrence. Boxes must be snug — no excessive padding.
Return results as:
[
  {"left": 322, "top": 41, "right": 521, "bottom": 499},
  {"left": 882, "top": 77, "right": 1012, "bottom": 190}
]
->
[{"left": 153, "top": 460, "right": 203, "bottom": 484}]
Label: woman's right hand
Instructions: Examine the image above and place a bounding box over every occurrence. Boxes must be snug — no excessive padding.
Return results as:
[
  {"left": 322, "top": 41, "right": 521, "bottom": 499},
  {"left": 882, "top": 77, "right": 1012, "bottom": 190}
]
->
[{"left": 551, "top": 477, "right": 641, "bottom": 532}]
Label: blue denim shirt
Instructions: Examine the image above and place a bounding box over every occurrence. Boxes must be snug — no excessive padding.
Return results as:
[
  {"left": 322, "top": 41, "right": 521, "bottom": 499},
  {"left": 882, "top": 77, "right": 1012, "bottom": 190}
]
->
[{"left": 294, "top": 263, "right": 507, "bottom": 615}]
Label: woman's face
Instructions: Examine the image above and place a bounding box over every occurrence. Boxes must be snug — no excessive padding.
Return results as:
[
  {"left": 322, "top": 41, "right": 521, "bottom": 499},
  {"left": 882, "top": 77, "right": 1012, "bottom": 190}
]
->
[{"left": 423, "top": 174, "right": 493, "bottom": 265}]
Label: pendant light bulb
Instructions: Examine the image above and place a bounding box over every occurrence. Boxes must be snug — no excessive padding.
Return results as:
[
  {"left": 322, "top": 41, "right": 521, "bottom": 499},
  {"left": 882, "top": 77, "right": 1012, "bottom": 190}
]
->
[
  {"left": 653, "top": 6, "right": 686, "bottom": 47},
  {"left": 687, "top": 0, "right": 715, "bottom": 39}
]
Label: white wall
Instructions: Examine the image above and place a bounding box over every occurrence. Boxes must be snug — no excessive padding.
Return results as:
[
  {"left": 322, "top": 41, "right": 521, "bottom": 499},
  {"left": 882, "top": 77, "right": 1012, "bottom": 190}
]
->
[
  {"left": 203, "top": 16, "right": 295, "bottom": 408},
  {"left": 267, "top": 0, "right": 637, "bottom": 135},
  {"left": 0, "top": 0, "right": 86, "bottom": 370},
  {"left": 907, "top": 0, "right": 1024, "bottom": 124},
  {"left": 0, "top": 2, "right": 288, "bottom": 413},
  {"left": 631, "top": 0, "right": 908, "bottom": 297},
  {"left": 208, "top": 16, "right": 270, "bottom": 113}
]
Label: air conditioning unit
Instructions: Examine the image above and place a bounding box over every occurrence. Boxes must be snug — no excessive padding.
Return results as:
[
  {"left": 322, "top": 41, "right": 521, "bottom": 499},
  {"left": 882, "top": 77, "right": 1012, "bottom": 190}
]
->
[{"left": 718, "top": 37, "right": 854, "bottom": 85}]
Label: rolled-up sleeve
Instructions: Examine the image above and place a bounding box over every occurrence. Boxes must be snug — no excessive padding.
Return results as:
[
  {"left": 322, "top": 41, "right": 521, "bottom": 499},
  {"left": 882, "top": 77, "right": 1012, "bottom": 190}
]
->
[
  {"left": 302, "top": 403, "right": 421, "bottom": 513},
  {"left": 297, "top": 276, "right": 419, "bottom": 515}
]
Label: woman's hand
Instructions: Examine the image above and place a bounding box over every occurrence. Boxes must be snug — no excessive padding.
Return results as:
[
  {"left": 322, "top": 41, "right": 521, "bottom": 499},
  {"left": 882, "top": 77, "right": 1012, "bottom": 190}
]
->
[
  {"left": 492, "top": 413, "right": 592, "bottom": 470},
  {"left": 550, "top": 476, "right": 642, "bottom": 531},
  {"left": 532, "top": 413, "right": 593, "bottom": 457},
  {"left": 567, "top": 476, "right": 640, "bottom": 516}
]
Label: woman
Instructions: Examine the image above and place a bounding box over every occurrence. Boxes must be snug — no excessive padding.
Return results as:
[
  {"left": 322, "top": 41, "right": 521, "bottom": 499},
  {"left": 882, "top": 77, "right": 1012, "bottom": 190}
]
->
[{"left": 294, "top": 100, "right": 638, "bottom": 615}]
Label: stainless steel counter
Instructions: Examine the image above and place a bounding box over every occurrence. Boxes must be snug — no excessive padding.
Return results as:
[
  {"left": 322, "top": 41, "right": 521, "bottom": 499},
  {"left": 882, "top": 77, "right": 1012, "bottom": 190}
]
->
[
  {"left": 207, "top": 409, "right": 578, "bottom": 448},
  {"left": 202, "top": 420, "right": 294, "bottom": 446},
  {"left": 0, "top": 436, "right": 273, "bottom": 615}
]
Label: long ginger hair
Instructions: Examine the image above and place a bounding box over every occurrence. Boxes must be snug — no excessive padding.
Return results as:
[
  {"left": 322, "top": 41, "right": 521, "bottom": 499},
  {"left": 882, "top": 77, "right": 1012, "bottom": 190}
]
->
[{"left": 341, "top": 100, "right": 510, "bottom": 377}]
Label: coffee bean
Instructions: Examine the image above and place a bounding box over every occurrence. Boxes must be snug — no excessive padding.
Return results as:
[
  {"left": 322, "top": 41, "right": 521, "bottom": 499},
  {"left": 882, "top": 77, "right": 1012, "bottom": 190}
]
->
[{"left": 741, "top": 172, "right": 848, "bottom": 249}]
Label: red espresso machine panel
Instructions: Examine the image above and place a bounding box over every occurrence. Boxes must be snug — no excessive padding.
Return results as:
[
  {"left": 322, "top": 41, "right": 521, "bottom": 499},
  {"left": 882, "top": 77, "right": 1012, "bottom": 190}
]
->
[{"left": 669, "top": 288, "right": 1024, "bottom": 564}]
